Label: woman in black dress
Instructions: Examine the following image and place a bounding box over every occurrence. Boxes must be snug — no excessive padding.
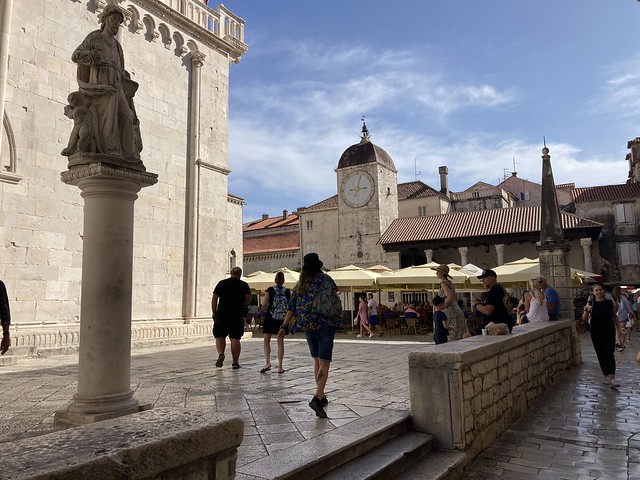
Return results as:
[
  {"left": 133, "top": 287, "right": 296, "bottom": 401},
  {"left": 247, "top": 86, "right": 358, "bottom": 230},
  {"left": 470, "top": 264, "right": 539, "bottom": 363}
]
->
[{"left": 582, "top": 283, "right": 622, "bottom": 388}]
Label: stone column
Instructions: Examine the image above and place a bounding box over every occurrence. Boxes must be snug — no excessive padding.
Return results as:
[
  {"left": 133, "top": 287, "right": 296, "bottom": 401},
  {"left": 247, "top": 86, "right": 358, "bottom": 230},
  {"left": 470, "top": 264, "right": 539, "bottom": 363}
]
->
[
  {"left": 424, "top": 249, "right": 433, "bottom": 263},
  {"left": 580, "top": 238, "right": 593, "bottom": 273},
  {"left": 0, "top": 0, "right": 13, "bottom": 158},
  {"left": 182, "top": 51, "right": 206, "bottom": 324},
  {"left": 55, "top": 161, "right": 157, "bottom": 425},
  {"left": 458, "top": 247, "right": 468, "bottom": 266},
  {"left": 494, "top": 244, "right": 505, "bottom": 266}
]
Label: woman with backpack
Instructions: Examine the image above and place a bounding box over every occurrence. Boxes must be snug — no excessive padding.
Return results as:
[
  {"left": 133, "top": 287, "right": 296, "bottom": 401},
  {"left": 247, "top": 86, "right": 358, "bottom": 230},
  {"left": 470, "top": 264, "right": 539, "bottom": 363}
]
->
[
  {"left": 260, "top": 271, "right": 290, "bottom": 374},
  {"left": 278, "top": 253, "right": 342, "bottom": 418}
]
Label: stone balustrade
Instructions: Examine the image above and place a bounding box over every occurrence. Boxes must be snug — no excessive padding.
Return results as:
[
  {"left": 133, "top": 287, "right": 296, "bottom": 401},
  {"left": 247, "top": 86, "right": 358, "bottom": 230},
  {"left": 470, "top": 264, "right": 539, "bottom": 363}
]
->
[
  {"left": 4, "top": 319, "right": 214, "bottom": 360},
  {"left": 409, "top": 320, "right": 580, "bottom": 461},
  {"left": 3, "top": 408, "right": 243, "bottom": 480},
  {"left": 158, "top": 0, "right": 246, "bottom": 44}
]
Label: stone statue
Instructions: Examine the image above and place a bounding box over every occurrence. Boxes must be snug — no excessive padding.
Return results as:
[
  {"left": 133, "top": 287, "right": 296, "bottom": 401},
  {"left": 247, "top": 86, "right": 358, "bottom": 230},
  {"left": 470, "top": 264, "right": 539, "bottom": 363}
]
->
[
  {"left": 63, "top": 5, "right": 143, "bottom": 167},
  {"left": 61, "top": 92, "right": 96, "bottom": 156}
]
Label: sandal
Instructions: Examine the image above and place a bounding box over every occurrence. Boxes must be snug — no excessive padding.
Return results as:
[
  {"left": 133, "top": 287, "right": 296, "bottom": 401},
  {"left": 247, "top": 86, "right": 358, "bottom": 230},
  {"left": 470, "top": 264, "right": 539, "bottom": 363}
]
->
[
  {"left": 232, "top": 363, "right": 241, "bottom": 369},
  {"left": 277, "top": 369, "right": 285, "bottom": 374},
  {"left": 215, "top": 354, "right": 225, "bottom": 368},
  {"left": 259, "top": 366, "right": 271, "bottom": 374}
]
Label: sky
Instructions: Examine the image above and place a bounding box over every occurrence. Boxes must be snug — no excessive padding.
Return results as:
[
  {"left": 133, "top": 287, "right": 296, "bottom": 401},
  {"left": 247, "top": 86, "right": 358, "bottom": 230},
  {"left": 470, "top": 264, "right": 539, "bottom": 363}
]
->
[{"left": 222, "top": 1, "right": 640, "bottom": 222}]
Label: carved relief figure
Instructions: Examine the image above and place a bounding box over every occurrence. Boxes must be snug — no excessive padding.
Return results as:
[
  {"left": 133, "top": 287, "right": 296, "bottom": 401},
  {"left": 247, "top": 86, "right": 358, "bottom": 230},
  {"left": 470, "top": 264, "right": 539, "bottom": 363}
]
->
[
  {"left": 63, "top": 5, "right": 143, "bottom": 165},
  {"left": 61, "top": 92, "right": 96, "bottom": 156}
]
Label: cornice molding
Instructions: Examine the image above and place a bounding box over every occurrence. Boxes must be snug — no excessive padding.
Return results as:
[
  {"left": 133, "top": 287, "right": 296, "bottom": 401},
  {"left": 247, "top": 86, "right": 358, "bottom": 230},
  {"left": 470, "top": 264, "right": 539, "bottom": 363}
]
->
[
  {"left": 128, "top": 0, "right": 248, "bottom": 60},
  {"left": 198, "top": 159, "right": 231, "bottom": 175}
]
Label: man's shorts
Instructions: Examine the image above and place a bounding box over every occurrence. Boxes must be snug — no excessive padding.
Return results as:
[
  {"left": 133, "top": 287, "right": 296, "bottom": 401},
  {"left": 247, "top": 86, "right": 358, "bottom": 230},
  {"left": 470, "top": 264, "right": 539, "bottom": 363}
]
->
[
  {"left": 213, "top": 316, "right": 245, "bottom": 340},
  {"left": 305, "top": 327, "right": 335, "bottom": 362},
  {"left": 368, "top": 314, "right": 378, "bottom": 327}
]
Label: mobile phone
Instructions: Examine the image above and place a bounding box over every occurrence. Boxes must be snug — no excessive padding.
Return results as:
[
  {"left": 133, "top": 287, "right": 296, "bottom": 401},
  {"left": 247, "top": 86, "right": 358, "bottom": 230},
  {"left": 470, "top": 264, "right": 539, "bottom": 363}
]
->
[{"left": 587, "top": 298, "right": 593, "bottom": 307}]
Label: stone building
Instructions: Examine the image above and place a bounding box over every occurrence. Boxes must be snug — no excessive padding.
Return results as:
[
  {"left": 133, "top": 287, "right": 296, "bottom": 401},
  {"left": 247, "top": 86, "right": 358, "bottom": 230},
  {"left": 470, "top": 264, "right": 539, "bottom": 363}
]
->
[
  {"left": 570, "top": 182, "right": 640, "bottom": 285},
  {"left": 0, "top": 0, "right": 247, "bottom": 352},
  {"left": 243, "top": 210, "right": 300, "bottom": 274}
]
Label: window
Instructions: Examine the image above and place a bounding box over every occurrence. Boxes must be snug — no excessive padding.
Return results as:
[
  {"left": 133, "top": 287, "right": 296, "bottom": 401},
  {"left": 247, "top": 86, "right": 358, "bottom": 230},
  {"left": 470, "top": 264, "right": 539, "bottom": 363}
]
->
[
  {"left": 418, "top": 206, "right": 427, "bottom": 217},
  {"left": 472, "top": 191, "right": 479, "bottom": 198},
  {"left": 306, "top": 220, "right": 313, "bottom": 230},
  {"left": 229, "top": 250, "right": 236, "bottom": 271},
  {"left": 519, "top": 191, "right": 530, "bottom": 201},
  {"left": 619, "top": 243, "right": 639, "bottom": 265},
  {"left": 615, "top": 203, "right": 635, "bottom": 224}
]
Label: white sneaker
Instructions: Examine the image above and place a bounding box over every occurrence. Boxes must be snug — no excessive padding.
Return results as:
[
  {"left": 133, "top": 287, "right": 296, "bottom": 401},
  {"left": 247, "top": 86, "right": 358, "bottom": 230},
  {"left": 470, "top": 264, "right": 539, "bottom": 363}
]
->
[
  {"left": 356, "top": 334, "right": 362, "bottom": 338},
  {"left": 611, "top": 379, "right": 620, "bottom": 388},
  {"left": 369, "top": 333, "right": 374, "bottom": 338}
]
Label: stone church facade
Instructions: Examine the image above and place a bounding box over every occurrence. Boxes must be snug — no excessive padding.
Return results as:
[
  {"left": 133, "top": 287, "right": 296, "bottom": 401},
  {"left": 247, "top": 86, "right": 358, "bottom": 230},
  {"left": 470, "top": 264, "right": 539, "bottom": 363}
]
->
[{"left": 0, "top": 0, "right": 247, "bottom": 355}]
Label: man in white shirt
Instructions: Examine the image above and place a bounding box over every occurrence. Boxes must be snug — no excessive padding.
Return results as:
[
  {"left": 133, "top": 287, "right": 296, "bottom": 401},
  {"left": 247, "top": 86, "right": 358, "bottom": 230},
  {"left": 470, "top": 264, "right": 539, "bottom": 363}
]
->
[{"left": 367, "top": 293, "right": 383, "bottom": 336}]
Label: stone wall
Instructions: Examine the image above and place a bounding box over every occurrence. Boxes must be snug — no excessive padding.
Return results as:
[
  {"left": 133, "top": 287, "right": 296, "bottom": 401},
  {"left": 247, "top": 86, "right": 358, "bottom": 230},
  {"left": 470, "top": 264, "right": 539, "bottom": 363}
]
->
[
  {"left": 409, "top": 320, "right": 580, "bottom": 461},
  {"left": 3, "top": 407, "right": 243, "bottom": 480}
]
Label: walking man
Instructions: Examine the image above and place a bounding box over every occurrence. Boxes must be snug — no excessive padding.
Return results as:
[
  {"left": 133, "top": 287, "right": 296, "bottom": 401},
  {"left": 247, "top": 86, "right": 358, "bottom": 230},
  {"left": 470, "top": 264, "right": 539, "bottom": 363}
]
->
[
  {"left": 1, "top": 280, "right": 10, "bottom": 355},
  {"left": 211, "top": 267, "right": 251, "bottom": 369}
]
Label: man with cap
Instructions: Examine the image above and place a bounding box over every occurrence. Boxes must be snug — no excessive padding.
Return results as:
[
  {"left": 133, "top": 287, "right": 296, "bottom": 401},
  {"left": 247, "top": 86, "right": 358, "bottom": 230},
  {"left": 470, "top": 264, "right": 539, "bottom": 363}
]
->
[{"left": 468, "top": 269, "right": 513, "bottom": 336}]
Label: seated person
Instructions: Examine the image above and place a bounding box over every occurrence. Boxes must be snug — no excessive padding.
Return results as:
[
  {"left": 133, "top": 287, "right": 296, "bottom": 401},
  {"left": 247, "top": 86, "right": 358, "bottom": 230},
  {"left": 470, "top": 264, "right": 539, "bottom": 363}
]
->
[{"left": 404, "top": 304, "right": 418, "bottom": 317}]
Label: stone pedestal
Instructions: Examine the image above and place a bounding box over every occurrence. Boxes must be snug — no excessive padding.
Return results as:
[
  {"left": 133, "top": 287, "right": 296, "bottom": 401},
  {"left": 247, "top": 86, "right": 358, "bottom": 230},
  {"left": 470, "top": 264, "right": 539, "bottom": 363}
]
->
[
  {"left": 538, "top": 244, "right": 573, "bottom": 321},
  {"left": 55, "top": 159, "right": 157, "bottom": 425}
]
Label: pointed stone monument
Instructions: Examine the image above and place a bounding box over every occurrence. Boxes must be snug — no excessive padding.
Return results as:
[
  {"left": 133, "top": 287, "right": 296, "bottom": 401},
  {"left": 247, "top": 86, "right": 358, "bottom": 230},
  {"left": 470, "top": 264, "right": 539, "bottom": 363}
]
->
[
  {"left": 55, "top": 5, "right": 157, "bottom": 425},
  {"left": 537, "top": 143, "right": 572, "bottom": 321}
]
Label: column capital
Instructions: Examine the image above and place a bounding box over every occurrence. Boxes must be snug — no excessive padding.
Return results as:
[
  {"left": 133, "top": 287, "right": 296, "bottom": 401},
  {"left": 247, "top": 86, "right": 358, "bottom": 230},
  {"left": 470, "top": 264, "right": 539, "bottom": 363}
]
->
[
  {"left": 191, "top": 51, "right": 206, "bottom": 67},
  {"left": 580, "top": 237, "right": 592, "bottom": 247},
  {"left": 61, "top": 158, "right": 158, "bottom": 188},
  {"left": 458, "top": 247, "right": 468, "bottom": 254}
]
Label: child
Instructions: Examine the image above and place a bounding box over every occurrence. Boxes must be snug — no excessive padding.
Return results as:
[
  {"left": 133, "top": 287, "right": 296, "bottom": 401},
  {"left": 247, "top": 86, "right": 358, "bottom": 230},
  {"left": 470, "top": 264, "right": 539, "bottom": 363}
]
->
[{"left": 432, "top": 295, "right": 453, "bottom": 344}]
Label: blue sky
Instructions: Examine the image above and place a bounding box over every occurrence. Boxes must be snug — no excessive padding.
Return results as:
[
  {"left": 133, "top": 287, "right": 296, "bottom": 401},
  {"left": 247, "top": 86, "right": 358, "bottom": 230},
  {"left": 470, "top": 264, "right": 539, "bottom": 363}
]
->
[{"left": 223, "top": 1, "right": 640, "bottom": 222}]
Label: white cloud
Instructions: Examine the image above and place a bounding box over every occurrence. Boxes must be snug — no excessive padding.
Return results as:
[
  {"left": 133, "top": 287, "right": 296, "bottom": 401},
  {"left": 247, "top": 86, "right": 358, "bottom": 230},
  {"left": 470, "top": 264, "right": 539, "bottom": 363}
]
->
[{"left": 230, "top": 39, "right": 626, "bottom": 221}]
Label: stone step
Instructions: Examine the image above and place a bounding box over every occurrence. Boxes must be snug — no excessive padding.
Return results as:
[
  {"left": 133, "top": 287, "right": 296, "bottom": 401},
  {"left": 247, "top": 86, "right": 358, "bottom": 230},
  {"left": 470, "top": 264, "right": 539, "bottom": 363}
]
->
[
  {"left": 315, "top": 430, "right": 433, "bottom": 480},
  {"left": 391, "top": 449, "right": 466, "bottom": 480},
  {"left": 236, "top": 409, "right": 412, "bottom": 480}
]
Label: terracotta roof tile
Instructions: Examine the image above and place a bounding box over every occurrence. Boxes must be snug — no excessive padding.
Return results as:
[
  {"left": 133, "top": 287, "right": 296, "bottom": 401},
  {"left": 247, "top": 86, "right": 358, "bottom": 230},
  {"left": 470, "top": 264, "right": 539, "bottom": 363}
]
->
[
  {"left": 298, "top": 195, "right": 338, "bottom": 213},
  {"left": 397, "top": 181, "right": 440, "bottom": 199},
  {"left": 379, "top": 206, "right": 602, "bottom": 245},
  {"left": 244, "top": 231, "right": 300, "bottom": 255},
  {"left": 571, "top": 183, "right": 640, "bottom": 203},
  {"left": 244, "top": 213, "right": 299, "bottom": 231}
]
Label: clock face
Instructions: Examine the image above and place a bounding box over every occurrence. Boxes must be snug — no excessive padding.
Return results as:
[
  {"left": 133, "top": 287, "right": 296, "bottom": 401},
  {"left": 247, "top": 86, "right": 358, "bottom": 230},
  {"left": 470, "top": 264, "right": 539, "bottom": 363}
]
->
[{"left": 341, "top": 171, "right": 374, "bottom": 208}]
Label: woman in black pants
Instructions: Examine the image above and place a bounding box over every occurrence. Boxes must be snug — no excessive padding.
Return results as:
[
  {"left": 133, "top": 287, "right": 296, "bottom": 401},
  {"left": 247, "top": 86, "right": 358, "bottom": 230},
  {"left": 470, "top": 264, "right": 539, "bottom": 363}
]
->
[{"left": 582, "top": 283, "right": 622, "bottom": 388}]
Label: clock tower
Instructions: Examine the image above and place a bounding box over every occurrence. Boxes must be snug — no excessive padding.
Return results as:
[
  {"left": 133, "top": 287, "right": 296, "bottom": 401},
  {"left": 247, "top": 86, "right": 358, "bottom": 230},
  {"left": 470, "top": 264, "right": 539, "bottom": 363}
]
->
[{"left": 336, "top": 123, "right": 399, "bottom": 268}]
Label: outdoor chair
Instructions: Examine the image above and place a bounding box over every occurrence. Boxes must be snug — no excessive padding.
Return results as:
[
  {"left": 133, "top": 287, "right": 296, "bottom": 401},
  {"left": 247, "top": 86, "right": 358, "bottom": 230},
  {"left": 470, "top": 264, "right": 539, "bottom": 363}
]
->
[
  {"left": 383, "top": 312, "right": 399, "bottom": 334},
  {"left": 404, "top": 312, "right": 420, "bottom": 335}
]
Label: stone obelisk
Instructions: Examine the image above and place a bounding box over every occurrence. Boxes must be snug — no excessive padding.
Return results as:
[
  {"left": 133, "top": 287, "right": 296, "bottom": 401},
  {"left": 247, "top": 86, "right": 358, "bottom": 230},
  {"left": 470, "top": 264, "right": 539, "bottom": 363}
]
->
[
  {"left": 537, "top": 144, "right": 572, "bottom": 321},
  {"left": 55, "top": 5, "right": 158, "bottom": 425}
]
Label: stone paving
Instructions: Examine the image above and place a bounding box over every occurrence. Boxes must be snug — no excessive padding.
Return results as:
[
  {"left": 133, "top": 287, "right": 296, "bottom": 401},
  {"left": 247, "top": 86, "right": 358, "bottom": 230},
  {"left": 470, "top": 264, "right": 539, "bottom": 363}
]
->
[{"left": 1, "top": 331, "right": 639, "bottom": 479}]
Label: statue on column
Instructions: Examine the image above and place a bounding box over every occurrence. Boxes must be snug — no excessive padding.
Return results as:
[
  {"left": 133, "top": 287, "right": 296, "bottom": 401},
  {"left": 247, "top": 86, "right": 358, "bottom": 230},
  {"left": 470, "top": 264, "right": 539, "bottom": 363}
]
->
[{"left": 62, "top": 5, "right": 144, "bottom": 169}]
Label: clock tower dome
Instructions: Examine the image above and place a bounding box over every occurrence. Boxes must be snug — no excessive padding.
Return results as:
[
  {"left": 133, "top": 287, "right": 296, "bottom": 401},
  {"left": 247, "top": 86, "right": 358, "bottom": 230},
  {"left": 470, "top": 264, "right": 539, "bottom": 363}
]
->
[{"left": 336, "top": 122, "right": 399, "bottom": 268}]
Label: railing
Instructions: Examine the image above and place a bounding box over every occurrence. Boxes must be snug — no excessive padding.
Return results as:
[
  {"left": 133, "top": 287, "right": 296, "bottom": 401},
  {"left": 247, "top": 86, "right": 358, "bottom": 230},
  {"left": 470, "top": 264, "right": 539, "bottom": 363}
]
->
[{"left": 158, "top": 0, "right": 246, "bottom": 47}]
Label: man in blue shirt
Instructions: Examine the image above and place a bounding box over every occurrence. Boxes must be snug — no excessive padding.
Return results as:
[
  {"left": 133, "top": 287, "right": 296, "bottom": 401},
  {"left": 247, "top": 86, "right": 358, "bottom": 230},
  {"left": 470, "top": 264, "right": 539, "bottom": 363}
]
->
[{"left": 537, "top": 277, "right": 560, "bottom": 320}]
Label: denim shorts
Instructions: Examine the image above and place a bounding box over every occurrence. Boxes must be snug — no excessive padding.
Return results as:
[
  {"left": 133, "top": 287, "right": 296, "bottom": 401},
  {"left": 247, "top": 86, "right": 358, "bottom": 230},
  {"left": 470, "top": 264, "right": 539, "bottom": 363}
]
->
[{"left": 305, "top": 328, "right": 335, "bottom": 362}]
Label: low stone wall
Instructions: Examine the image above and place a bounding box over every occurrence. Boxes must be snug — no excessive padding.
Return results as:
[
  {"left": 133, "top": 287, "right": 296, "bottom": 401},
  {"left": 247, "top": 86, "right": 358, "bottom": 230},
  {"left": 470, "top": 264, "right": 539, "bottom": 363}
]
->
[
  {"left": 3, "top": 408, "right": 243, "bottom": 480},
  {"left": 3, "top": 319, "right": 216, "bottom": 360},
  {"left": 409, "top": 320, "right": 580, "bottom": 461}
]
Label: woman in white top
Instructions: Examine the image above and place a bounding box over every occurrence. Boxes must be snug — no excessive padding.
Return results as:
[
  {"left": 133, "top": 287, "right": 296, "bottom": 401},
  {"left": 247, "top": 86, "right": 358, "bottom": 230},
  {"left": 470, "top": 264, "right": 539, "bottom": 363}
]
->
[{"left": 524, "top": 280, "right": 549, "bottom": 323}]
